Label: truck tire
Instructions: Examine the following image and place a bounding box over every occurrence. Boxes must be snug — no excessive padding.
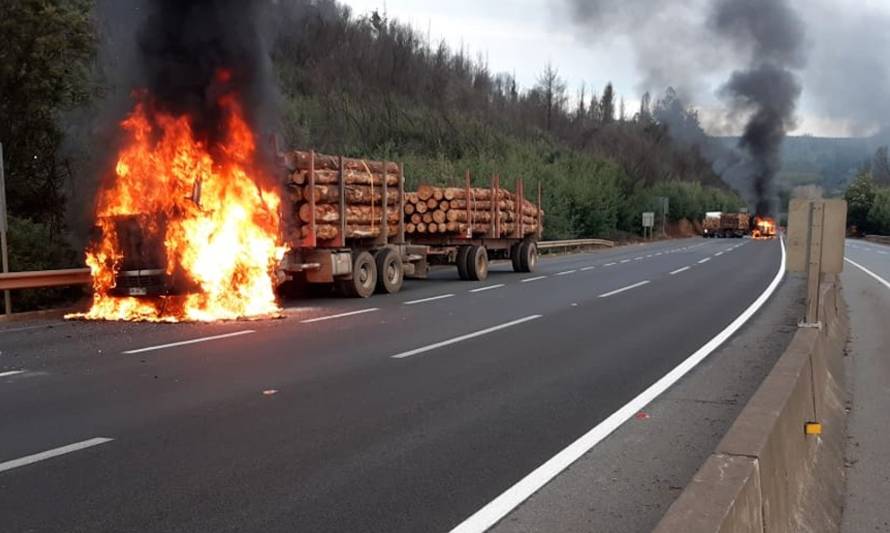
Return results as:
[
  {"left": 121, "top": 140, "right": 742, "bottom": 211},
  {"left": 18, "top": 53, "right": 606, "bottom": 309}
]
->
[
  {"left": 340, "top": 251, "right": 377, "bottom": 298},
  {"left": 466, "top": 245, "right": 489, "bottom": 281},
  {"left": 519, "top": 241, "right": 538, "bottom": 273},
  {"left": 375, "top": 248, "right": 403, "bottom": 294},
  {"left": 510, "top": 243, "right": 523, "bottom": 272},
  {"left": 457, "top": 245, "right": 472, "bottom": 280}
]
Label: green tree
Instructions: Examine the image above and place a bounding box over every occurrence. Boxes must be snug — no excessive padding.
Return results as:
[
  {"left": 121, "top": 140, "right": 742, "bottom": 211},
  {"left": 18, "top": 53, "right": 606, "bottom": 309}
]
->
[
  {"left": 0, "top": 0, "right": 97, "bottom": 229},
  {"left": 867, "top": 187, "right": 890, "bottom": 234},
  {"left": 845, "top": 171, "right": 875, "bottom": 233},
  {"left": 600, "top": 82, "right": 615, "bottom": 124}
]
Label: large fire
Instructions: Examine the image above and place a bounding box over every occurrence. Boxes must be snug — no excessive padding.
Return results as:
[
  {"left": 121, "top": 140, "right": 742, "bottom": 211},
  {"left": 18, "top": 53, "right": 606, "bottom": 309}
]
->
[
  {"left": 752, "top": 216, "right": 777, "bottom": 240},
  {"left": 68, "top": 89, "right": 286, "bottom": 322}
]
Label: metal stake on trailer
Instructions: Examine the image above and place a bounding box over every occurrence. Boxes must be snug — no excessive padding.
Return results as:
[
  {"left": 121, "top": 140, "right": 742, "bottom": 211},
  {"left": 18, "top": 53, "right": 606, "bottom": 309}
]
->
[
  {"left": 513, "top": 177, "right": 524, "bottom": 239},
  {"left": 398, "top": 163, "right": 405, "bottom": 245},
  {"left": 537, "top": 181, "right": 544, "bottom": 240},
  {"left": 301, "top": 150, "right": 317, "bottom": 249},
  {"left": 374, "top": 160, "right": 389, "bottom": 247},
  {"left": 465, "top": 170, "right": 472, "bottom": 239},
  {"left": 336, "top": 156, "right": 346, "bottom": 248}
]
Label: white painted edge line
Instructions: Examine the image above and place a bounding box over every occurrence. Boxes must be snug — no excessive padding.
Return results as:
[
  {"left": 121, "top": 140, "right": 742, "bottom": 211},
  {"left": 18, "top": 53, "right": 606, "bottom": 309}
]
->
[
  {"left": 300, "top": 308, "right": 379, "bottom": 324},
  {"left": 0, "top": 437, "right": 114, "bottom": 474},
  {"left": 555, "top": 270, "right": 576, "bottom": 276},
  {"left": 598, "top": 280, "right": 651, "bottom": 299},
  {"left": 391, "top": 315, "right": 543, "bottom": 359},
  {"left": 634, "top": 257, "right": 644, "bottom": 261},
  {"left": 715, "top": 252, "right": 724, "bottom": 257},
  {"left": 581, "top": 266, "right": 596, "bottom": 272},
  {"left": 470, "top": 284, "right": 505, "bottom": 293},
  {"left": 404, "top": 294, "right": 455, "bottom": 305},
  {"left": 604, "top": 262, "right": 617, "bottom": 267},
  {"left": 449, "top": 238, "right": 787, "bottom": 533},
  {"left": 878, "top": 251, "right": 888, "bottom": 255},
  {"left": 670, "top": 266, "right": 691, "bottom": 275},
  {"left": 845, "top": 258, "right": 890, "bottom": 290},
  {"left": 521, "top": 276, "right": 547, "bottom": 283},
  {"left": 123, "top": 330, "right": 256, "bottom": 354},
  {"left": 0, "top": 370, "right": 25, "bottom": 378},
  {"left": 620, "top": 259, "right": 631, "bottom": 264},
  {"left": 698, "top": 257, "right": 711, "bottom": 264},
  {"left": 654, "top": 252, "right": 663, "bottom": 256}
]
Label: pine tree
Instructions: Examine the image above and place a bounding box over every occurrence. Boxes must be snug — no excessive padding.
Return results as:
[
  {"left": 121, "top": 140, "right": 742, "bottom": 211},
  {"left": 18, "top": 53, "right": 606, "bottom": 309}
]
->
[{"left": 601, "top": 83, "right": 615, "bottom": 124}]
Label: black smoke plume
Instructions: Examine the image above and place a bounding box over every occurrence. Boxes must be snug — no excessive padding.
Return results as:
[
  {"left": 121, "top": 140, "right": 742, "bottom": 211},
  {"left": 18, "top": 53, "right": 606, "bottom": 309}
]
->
[
  {"left": 711, "top": 0, "right": 806, "bottom": 216},
  {"left": 720, "top": 65, "right": 801, "bottom": 215},
  {"left": 136, "top": 0, "right": 279, "bottom": 149}
]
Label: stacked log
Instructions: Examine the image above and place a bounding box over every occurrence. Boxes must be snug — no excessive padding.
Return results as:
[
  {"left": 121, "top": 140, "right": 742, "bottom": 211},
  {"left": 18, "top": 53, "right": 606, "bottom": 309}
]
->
[
  {"left": 287, "top": 150, "right": 402, "bottom": 241},
  {"left": 403, "top": 185, "right": 541, "bottom": 237}
]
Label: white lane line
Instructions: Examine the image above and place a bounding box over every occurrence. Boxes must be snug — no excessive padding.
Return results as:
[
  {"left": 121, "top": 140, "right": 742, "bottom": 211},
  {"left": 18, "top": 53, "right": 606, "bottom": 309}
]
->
[
  {"left": 470, "top": 284, "right": 505, "bottom": 293},
  {"left": 0, "top": 438, "right": 114, "bottom": 474},
  {"left": 670, "top": 266, "right": 691, "bottom": 275},
  {"left": 521, "top": 276, "right": 547, "bottom": 283},
  {"left": 715, "top": 252, "right": 724, "bottom": 257},
  {"left": 845, "top": 258, "right": 890, "bottom": 290},
  {"left": 698, "top": 258, "right": 711, "bottom": 264},
  {"left": 0, "top": 370, "right": 25, "bottom": 378},
  {"left": 604, "top": 262, "right": 617, "bottom": 267},
  {"left": 0, "top": 324, "right": 58, "bottom": 334},
  {"left": 655, "top": 252, "right": 663, "bottom": 256},
  {"left": 555, "top": 270, "right": 577, "bottom": 276},
  {"left": 391, "top": 315, "right": 543, "bottom": 359},
  {"left": 449, "top": 238, "right": 787, "bottom": 533},
  {"left": 878, "top": 251, "right": 888, "bottom": 255},
  {"left": 620, "top": 259, "right": 631, "bottom": 264},
  {"left": 300, "top": 308, "right": 379, "bottom": 324},
  {"left": 123, "top": 330, "right": 256, "bottom": 355},
  {"left": 581, "top": 266, "right": 596, "bottom": 272},
  {"left": 598, "top": 280, "right": 651, "bottom": 298},
  {"left": 646, "top": 255, "right": 653, "bottom": 259},
  {"left": 404, "top": 294, "right": 455, "bottom": 305}
]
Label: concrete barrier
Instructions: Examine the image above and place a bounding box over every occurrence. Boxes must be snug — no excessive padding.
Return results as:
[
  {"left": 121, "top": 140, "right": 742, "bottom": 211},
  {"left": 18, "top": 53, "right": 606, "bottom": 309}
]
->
[
  {"left": 864, "top": 234, "right": 890, "bottom": 246},
  {"left": 654, "top": 279, "right": 848, "bottom": 533}
]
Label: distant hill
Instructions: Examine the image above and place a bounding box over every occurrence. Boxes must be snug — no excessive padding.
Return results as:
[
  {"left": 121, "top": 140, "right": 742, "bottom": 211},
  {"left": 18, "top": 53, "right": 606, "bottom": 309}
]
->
[{"left": 718, "top": 134, "right": 888, "bottom": 196}]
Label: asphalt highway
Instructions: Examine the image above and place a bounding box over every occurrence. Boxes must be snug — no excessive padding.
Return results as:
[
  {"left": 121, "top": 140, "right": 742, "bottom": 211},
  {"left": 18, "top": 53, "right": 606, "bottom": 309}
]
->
[{"left": 0, "top": 236, "right": 783, "bottom": 532}]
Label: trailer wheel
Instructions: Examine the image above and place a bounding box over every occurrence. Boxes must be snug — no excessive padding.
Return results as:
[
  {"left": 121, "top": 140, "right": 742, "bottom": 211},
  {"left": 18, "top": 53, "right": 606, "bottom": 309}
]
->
[
  {"left": 374, "top": 248, "right": 403, "bottom": 294},
  {"left": 466, "top": 245, "right": 489, "bottom": 281},
  {"left": 510, "top": 243, "right": 523, "bottom": 272},
  {"left": 519, "top": 241, "right": 538, "bottom": 273},
  {"left": 457, "top": 246, "right": 472, "bottom": 280},
  {"left": 340, "top": 251, "right": 377, "bottom": 298}
]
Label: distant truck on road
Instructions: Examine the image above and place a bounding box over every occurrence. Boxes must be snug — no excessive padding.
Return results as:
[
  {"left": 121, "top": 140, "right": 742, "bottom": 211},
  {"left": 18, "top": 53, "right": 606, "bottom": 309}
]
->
[{"left": 702, "top": 211, "right": 750, "bottom": 238}]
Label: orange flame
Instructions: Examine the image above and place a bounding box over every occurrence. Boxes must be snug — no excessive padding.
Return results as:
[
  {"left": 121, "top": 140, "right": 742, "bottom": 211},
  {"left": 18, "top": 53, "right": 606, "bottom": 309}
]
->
[
  {"left": 69, "top": 92, "right": 286, "bottom": 322},
  {"left": 752, "top": 216, "right": 777, "bottom": 240}
]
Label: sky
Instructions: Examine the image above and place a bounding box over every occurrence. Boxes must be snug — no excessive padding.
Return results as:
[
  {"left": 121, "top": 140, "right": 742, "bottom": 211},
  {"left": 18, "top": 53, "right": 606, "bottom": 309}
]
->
[{"left": 341, "top": 0, "right": 890, "bottom": 138}]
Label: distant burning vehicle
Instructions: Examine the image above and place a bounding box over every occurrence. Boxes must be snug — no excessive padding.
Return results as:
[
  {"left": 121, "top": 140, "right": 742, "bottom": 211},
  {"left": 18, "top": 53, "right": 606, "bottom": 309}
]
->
[{"left": 752, "top": 216, "right": 778, "bottom": 239}]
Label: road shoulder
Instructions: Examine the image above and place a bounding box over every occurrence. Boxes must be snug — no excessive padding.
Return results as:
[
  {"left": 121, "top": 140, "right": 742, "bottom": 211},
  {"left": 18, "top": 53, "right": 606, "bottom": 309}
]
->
[{"left": 491, "top": 274, "right": 806, "bottom": 533}]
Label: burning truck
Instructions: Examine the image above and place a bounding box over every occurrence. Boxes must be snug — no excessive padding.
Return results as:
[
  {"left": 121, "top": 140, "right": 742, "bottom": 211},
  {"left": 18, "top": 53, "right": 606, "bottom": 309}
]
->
[{"left": 76, "top": 98, "right": 542, "bottom": 322}]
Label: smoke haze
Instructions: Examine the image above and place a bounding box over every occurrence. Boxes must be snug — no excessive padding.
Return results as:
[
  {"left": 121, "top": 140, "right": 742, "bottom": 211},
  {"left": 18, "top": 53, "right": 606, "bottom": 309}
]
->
[{"left": 563, "top": 0, "right": 808, "bottom": 214}]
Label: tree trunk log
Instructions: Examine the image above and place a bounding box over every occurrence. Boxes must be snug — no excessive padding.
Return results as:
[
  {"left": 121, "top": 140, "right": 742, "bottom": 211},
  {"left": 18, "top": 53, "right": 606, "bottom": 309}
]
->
[
  {"left": 298, "top": 203, "right": 400, "bottom": 224},
  {"left": 302, "top": 184, "right": 400, "bottom": 205},
  {"left": 287, "top": 151, "right": 399, "bottom": 174}
]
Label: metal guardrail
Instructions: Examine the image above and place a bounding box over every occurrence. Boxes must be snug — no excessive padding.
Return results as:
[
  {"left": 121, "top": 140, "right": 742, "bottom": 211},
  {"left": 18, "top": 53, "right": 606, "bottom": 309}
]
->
[
  {"left": 0, "top": 268, "right": 91, "bottom": 291},
  {"left": 864, "top": 235, "right": 890, "bottom": 246},
  {"left": 0, "top": 239, "right": 615, "bottom": 292},
  {"left": 538, "top": 238, "right": 615, "bottom": 252}
]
